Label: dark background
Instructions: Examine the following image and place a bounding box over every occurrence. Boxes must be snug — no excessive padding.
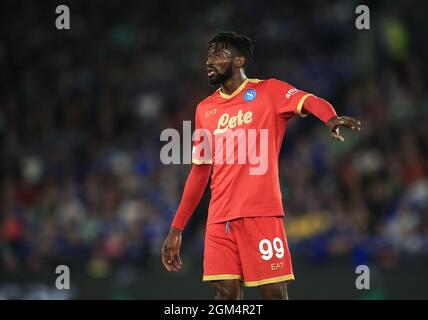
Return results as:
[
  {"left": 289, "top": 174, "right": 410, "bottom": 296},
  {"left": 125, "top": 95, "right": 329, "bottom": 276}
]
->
[{"left": 1, "top": 0, "right": 428, "bottom": 299}]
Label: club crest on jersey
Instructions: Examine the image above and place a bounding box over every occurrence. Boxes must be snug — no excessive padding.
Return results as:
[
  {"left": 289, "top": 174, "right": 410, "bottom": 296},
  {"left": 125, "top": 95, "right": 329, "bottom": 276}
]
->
[{"left": 243, "top": 89, "right": 256, "bottom": 102}]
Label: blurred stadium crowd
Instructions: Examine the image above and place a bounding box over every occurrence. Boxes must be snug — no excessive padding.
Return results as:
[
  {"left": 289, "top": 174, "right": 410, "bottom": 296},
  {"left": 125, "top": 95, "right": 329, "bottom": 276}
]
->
[{"left": 1, "top": 0, "right": 428, "bottom": 276}]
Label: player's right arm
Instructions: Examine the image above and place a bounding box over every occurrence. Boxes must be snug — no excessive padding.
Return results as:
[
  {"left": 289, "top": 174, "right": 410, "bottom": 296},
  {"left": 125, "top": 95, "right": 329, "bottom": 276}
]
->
[
  {"left": 161, "top": 163, "right": 211, "bottom": 272},
  {"left": 162, "top": 104, "right": 213, "bottom": 272}
]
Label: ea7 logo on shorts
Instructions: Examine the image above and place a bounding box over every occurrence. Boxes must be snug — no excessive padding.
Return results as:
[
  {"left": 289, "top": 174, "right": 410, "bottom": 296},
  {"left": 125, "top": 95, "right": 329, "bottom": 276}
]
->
[
  {"left": 271, "top": 262, "right": 284, "bottom": 270},
  {"left": 285, "top": 88, "right": 300, "bottom": 99}
]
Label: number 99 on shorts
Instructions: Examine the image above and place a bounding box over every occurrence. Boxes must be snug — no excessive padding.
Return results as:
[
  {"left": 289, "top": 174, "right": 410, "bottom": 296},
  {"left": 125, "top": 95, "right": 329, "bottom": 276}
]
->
[{"left": 258, "top": 237, "right": 284, "bottom": 260}]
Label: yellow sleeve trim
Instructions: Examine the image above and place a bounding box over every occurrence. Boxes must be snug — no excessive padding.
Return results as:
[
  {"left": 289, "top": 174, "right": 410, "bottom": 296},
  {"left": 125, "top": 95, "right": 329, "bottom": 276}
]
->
[
  {"left": 203, "top": 274, "right": 242, "bottom": 281},
  {"left": 296, "top": 93, "right": 314, "bottom": 117},
  {"left": 192, "top": 158, "right": 212, "bottom": 165},
  {"left": 243, "top": 274, "right": 295, "bottom": 287}
]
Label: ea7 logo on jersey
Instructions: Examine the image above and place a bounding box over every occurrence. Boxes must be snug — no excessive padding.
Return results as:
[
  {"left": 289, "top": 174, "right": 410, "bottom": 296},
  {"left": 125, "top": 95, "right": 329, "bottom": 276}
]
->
[
  {"left": 285, "top": 88, "right": 300, "bottom": 99},
  {"left": 205, "top": 108, "right": 217, "bottom": 117}
]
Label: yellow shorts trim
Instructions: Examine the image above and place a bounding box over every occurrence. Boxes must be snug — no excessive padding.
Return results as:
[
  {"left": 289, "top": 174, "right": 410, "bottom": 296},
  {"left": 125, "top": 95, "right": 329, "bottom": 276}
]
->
[
  {"left": 243, "top": 274, "right": 295, "bottom": 287},
  {"left": 203, "top": 274, "right": 242, "bottom": 281}
]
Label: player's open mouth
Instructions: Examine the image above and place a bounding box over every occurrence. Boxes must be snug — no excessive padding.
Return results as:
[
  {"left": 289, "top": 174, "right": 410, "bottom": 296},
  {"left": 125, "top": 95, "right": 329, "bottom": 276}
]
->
[{"left": 207, "top": 69, "right": 217, "bottom": 77}]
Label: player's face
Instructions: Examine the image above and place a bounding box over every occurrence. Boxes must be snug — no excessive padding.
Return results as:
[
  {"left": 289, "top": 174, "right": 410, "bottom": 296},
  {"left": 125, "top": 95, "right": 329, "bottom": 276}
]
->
[{"left": 206, "top": 44, "right": 234, "bottom": 85}]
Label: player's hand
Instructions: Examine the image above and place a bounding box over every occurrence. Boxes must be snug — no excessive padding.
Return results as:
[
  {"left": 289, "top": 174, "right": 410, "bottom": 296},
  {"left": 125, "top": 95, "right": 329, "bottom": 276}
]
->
[
  {"left": 327, "top": 116, "right": 362, "bottom": 142},
  {"left": 161, "top": 227, "right": 183, "bottom": 272}
]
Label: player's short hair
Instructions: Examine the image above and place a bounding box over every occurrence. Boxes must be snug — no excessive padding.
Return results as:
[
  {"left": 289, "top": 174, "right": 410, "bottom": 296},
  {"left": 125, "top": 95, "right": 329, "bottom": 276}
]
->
[{"left": 208, "top": 31, "right": 254, "bottom": 66}]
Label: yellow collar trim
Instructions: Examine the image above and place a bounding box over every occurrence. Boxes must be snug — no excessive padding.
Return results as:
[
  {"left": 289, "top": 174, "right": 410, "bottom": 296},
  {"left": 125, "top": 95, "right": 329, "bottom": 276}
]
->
[{"left": 218, "top": 78, "right": 261, "bottom": 99}]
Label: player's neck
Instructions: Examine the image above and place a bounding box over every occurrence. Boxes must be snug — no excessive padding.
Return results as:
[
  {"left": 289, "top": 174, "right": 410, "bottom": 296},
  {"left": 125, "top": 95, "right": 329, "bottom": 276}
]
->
[{"left": 220, "top": 70, "right": 247, "bottom": 96}]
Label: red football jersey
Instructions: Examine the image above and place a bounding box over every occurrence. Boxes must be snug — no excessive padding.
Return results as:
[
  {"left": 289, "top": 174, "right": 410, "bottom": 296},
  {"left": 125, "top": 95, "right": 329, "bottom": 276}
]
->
[{"left": 192, "top": 78, "right": 313, "bottom": 224}]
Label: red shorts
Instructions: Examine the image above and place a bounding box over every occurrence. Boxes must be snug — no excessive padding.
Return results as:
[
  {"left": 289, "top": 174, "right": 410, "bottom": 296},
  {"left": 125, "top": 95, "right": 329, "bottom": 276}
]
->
[{"left": 202, "top": 216, "right": 294, "bottom": 287}]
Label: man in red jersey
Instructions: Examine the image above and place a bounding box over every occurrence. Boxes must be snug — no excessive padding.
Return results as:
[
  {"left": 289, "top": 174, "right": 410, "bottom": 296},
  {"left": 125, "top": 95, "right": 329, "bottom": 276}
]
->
[{"left": 161, "top": 32, "right": 361, "bottom": 299}]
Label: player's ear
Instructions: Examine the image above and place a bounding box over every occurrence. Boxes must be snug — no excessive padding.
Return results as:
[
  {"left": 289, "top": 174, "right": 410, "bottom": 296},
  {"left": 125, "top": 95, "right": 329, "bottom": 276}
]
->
[{"left": 234, "top": 56, "right": 245, "bottom": 68}]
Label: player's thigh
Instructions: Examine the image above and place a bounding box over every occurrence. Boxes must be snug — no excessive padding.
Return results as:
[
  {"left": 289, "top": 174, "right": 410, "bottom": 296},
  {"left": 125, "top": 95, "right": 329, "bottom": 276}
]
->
[
  {"left": 203, "top": 222, "right": 242, "bottom": 282},
  {"left": 258, "top": 281, "right": 289, "bottom": 300},
  {"left": 234, "top": 216, "right": 294, "bottom": 286},
  {"left": 209, "top": 279, "right": 243, "bottom": 300}
]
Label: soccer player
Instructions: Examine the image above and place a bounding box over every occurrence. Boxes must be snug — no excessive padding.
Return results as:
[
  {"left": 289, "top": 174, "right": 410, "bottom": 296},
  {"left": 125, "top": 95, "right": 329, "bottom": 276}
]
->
[{"left": 161, "top": 32, "right": 361, "bottom": 300}]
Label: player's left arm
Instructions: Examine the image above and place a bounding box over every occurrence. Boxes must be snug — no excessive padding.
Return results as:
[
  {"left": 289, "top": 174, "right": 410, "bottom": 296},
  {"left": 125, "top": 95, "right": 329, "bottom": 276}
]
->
[
  {"left": 268, "top": 79, "right": 361, "bottom": 141},
  {"left": 301, "top": 95, "right": 362, "bottom": 142}
]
